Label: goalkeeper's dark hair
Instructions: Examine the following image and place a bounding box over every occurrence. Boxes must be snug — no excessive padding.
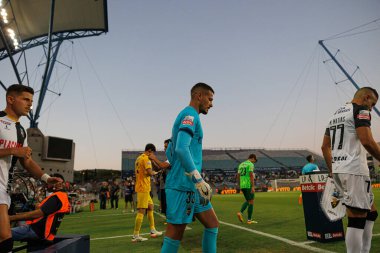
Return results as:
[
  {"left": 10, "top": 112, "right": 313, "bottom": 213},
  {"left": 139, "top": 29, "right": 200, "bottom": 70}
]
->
[
  {"left": 191, "top": 82, "right": 214, "bottom": 98},
  {"left": 164, "top": 139, "right": 171, "bottom": 145},
  {"left": 145, "top": 143, "right": 156, "bottom": 152}
]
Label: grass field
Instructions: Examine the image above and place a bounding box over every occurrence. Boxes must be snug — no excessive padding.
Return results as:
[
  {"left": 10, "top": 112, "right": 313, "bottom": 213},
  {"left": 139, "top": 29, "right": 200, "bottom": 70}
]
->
[{"left": 17, "top": 189, "right": 380, "bottom": 252}]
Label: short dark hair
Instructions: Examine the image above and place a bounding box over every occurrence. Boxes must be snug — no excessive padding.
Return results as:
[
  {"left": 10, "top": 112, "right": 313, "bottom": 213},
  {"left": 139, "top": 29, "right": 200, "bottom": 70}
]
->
[
  {"left": 6, "top": 84, "right": 34, "bottom": 96},
  {"left": 164, "top": 139, "right": 171, "bottom": 145},
  {"left": 365, "top": 87, "right": 378, "bottom": 99},
  {"left": 306, "top": 155, "right": 313, "bottom": 162},
  {"left": 191, "top": 82, "right": 214, "bottom": 96},
  {"left": 354, "top": 87, "right": 378, "bottom": 100},
  {"left": 248, "top": 154, "right": 257, "bottom": 160},
  {"left": 145, "top": 143, "right": 156, "bottom": 152}
]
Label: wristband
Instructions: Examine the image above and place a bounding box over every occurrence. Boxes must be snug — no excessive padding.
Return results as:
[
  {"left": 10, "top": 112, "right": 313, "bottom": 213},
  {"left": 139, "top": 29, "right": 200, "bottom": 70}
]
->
[{"left": 41, "top": 173, "right": 51, "bottom": 183}]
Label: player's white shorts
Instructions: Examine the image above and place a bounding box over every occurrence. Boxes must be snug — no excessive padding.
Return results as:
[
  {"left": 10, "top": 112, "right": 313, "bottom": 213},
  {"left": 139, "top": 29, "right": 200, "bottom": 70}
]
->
[
  {"left": 0, "top": 188, "right": 11, "bottom": 208},
  {"left": 333, "top": 173, "right": 374, "bottom": 211}
]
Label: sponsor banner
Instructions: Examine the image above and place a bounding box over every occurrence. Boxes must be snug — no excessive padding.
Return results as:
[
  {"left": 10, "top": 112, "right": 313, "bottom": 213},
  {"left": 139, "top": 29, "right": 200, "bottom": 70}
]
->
[
  {"left": 301, "top": 183, "right": 325, "bottom": 192},
  {"left": 307, "top": 231, "right": 321, "bottom": 239},
  {"left": 300, "top": 173, "right": 328, "bottom": 184}
]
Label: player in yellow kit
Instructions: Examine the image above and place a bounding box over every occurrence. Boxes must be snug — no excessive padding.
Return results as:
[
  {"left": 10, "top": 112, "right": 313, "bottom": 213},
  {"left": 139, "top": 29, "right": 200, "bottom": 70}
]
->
[{"left": 132, "top": 143, "right": 162, "bottom": 242}]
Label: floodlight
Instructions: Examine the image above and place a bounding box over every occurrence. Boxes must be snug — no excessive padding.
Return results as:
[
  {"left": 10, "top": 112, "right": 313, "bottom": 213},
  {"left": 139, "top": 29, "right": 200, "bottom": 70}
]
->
[{"left": 0, "top": 0, "right": 108, "bottom": 128}]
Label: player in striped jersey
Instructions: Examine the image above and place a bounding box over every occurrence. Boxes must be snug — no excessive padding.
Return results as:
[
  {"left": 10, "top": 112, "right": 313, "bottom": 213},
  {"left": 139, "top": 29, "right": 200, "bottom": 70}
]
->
[{"left": 0, "top": 84, "right": 62, "bottom": 253}]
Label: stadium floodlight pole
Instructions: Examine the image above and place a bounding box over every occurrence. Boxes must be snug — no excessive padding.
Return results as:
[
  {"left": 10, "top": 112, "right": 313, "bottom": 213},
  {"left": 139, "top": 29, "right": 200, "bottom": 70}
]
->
[
  {"left": 31, "top": 0, "right": 57, "bottom": 128},
  {"left": 319, "top": 40, "right": 380, "bottom": 117},
  {"left": 0, "top": 26, "right": 22, "bottom": 84}
]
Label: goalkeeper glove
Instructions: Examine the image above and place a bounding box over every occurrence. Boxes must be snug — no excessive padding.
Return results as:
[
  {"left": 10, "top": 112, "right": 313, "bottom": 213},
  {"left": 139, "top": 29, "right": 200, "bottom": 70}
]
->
[{"left": 189, "top": 170, "right": 212, "bottom": 206}]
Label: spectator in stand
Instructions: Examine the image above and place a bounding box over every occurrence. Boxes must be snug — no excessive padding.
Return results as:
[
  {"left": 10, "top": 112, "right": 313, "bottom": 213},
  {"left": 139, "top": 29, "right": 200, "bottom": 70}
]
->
[
  {"left": 301, "top": 155, "right": 320, "bottom": 175},
  {"left": 110, "top": 180, "right": 120, "bottom": 209},
  {"left": 99, "top": 182, "right": 108, "bottom": 210}
]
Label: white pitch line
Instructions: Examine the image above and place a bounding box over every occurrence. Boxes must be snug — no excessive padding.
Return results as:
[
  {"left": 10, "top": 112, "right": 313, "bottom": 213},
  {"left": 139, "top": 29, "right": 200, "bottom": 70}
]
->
[
  {"left": 299, "top": 241, "right": 317, "bottom": 245},
  {"left": 65, "top": 213, "right": 126, "bottom": 219},
  {"left": 219, "top": 220, "right": 336, "bottom": 253},
  {"left": 373, "top": 233, "right": 380, "bottom": 237},
  {"left": 91, "top": 232, "right": 151, "bottom": 241},
  {"left": 80, "top": 210, "right": 193, "bottom": 241}
]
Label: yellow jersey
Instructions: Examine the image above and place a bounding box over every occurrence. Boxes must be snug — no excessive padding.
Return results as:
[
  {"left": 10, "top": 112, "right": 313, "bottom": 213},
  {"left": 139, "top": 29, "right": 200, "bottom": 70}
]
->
[{"left": 135, "top": 153, "right": 152, "bottom": 193}]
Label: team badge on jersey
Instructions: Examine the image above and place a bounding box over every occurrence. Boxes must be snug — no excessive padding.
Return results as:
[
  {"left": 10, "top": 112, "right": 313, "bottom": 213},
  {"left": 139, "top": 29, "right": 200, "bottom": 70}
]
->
[
  {"left": 182, "top": 116, "right": 194, "bottom": 126},
  {"left": 357, "top": 110, "right": 370, "bottom": 120}
]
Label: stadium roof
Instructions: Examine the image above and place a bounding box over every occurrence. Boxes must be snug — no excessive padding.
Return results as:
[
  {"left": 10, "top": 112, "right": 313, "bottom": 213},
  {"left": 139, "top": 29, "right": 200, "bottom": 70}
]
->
[{"left": 0, "top": 0, "right": 108, "bottom": 60}]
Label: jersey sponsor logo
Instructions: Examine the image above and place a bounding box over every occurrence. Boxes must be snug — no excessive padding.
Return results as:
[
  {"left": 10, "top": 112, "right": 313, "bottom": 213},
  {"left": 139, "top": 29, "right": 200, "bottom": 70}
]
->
[
  {"left": 182, "top": 116, "right": 194, "bottom": 126},
  {"left": 332, "top": 156, "right": 347, "bottom": 162},
  {"left": 1, "top": 119, "right": 11, "bottom": 130},
  {"left": 0, "top": 119, "right": 11, "bottom": 125},
  {"left": 357, "top": 110, "right": 370, "bottom": 120},
  {"left": 334, "top": 107, "right": 350, "bottom": 115},
  {"left": 0, "top": 139, "right": 23, "bottom": 148}
]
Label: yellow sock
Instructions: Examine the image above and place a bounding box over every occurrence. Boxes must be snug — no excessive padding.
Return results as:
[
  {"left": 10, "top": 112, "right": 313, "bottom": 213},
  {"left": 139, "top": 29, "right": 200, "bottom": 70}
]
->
[
  {"left": 147, "top": 210, "right": 155, "bottom": 230},
  {"left": 133, "top": 213, "right": 144, "bottom": 235}
]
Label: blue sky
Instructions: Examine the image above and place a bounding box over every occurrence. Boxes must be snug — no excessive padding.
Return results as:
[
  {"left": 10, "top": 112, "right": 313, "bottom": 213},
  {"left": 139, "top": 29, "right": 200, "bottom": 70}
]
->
[{"left": 1, "top": 0, "right": 379, "bottom": 170}]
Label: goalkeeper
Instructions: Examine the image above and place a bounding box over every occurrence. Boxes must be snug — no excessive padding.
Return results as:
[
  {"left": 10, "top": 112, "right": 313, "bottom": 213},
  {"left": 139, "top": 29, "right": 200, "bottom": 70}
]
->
[{"left": 161, "top": 83, "right": 219, "bottom": 253}]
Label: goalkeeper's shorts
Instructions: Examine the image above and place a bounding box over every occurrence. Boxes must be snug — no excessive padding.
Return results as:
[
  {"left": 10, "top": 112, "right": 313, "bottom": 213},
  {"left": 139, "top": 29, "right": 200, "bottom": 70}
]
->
[{"left": 166, "top": 189, "right": 212, "bottom": 224}]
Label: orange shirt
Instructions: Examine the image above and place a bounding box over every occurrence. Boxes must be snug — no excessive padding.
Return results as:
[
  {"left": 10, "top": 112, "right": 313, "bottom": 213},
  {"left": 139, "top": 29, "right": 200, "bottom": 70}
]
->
[{"left": 135, "top": 153, "right": 152, "bottom": 193}]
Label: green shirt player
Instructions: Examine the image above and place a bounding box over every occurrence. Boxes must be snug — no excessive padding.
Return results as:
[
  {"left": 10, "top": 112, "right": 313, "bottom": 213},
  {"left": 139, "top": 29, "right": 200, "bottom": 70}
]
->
[{"left": 236, "top": 154, "right": 257, "bottom": 224}]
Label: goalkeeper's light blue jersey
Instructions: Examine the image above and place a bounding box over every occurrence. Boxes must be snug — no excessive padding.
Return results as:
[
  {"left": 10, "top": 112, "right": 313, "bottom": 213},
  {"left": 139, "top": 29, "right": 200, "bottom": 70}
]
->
[{"left": 166, "top": 106, "right": 203, "bottom": 192}]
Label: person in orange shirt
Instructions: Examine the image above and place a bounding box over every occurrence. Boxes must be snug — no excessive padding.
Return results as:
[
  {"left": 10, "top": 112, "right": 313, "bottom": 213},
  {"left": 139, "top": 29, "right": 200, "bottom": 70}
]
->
[
  {"left": 9, "top": 174, "right": 69, "bottom": 242},
  {"left": 132, "top": 143, "right": 162, "bottom": 242}
]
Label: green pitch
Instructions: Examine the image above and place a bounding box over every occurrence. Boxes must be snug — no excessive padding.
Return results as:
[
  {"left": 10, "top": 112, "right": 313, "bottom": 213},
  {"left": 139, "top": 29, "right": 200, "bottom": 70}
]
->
[{"left": 23, "top": 189, "right": 380, "bottom": 252}]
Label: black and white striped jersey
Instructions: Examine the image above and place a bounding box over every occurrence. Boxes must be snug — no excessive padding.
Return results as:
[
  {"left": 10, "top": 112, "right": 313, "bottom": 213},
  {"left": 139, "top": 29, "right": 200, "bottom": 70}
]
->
[
  {"left": 0, "top": 111, "right": 27, "bottom": 192},
  {"left": 325, "top": 103, "right": 371, "bottom": 176}
]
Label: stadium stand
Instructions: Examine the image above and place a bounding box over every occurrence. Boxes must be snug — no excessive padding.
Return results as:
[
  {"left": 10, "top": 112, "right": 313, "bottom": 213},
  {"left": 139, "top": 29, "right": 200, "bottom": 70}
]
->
[{"left": 121, "top": 148, "right": 327, "bottom": 191}]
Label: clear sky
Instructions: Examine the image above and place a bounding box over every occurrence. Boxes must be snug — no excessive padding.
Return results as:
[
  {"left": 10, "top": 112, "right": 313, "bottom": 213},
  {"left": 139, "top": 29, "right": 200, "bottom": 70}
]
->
[{"left": 1, "top": 0, "right": 379, "bottom": 171}]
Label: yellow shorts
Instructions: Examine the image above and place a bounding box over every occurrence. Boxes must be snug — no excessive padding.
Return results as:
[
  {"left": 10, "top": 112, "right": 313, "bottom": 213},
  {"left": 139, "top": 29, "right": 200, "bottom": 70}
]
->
[{"left": 136, "top": 192, "right": 153, "bottom": 209}]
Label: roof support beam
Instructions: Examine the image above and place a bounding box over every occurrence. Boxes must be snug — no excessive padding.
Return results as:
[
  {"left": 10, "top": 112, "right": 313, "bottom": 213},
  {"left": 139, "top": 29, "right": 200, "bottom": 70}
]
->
[{"left": 30, "top": 0, "right": 56, "bottom": 128}]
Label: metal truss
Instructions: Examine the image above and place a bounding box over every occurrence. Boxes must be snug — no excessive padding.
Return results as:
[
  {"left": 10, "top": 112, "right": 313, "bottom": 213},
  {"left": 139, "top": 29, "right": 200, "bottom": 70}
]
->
[{"left": 0, "top": 30, "right": 105, "bottom": 61}]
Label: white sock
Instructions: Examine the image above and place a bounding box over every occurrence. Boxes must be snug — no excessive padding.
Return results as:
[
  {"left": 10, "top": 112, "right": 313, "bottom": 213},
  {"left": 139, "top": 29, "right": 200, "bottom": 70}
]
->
[
  {"left": 361, "top": 220, "right": 374, "bottom": 253},
  {"left": 346, "top": 227, "right": 364, "bottom": 253}
]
